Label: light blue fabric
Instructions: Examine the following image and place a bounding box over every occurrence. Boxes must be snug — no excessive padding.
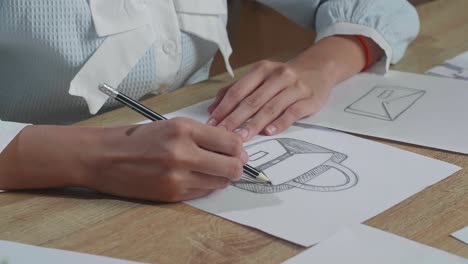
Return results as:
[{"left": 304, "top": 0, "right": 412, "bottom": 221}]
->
[
  {"left": 258, "top": 0, "right": 419, "bottom": 62},
  {"left": 315, "top": 0, "right": 419, "bottom": 63},
  {"left": 0, "top": 0, "right": 419, "bottom": 125},
  {"left": 0, "top": 0, "right": 217, "bottom": 124}
]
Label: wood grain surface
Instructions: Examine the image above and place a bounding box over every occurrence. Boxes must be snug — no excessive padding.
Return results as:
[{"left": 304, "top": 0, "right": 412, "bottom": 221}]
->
[{"left": 1, "top": 0, "right": 467, "bottom": 263}]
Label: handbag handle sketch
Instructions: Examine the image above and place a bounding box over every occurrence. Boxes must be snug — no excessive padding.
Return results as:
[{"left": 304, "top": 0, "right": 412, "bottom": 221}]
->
[{"left": 286, "top": 159, "right": 358, "bottom": 192}]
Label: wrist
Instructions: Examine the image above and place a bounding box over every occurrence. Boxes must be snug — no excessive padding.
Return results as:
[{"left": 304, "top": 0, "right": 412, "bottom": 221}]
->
[
  {"left": 73, "top": 126, "right": 119, "bottom": 189},
  {"left": 34, "top": 125, "right": 107, "bottom": 188},
  {"left": 289, "top": 35, "right": 384, "bottom": 86},
  {"left": 289, "top": 48, "right": 340, "bottom": 88},
  {"left": 0, "top": 125, "right": 108, "bottom": 190},
  {"left": 81, "top": 125, "right": 137, "bottom": 191},
  {"left": 68, "top": 126, "right": 107, "bottom": 188}
]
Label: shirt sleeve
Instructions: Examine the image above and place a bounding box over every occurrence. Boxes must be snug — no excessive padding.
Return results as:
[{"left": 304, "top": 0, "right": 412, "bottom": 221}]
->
[
  {"left": 256, "top": 0, "right": 420, "bottom": 74},
  {"left": 315, "top": 0, "right": 420, "bottom": 73},
  {"left": 0, "top": 120, "right": 29, "bottom": 154}
]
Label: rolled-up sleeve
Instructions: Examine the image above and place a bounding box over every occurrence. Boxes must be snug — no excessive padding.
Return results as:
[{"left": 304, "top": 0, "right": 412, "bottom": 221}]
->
[
  {"left": 315, "top": 0, "right": 420, "bottom": 73},
  {"left": 0, "top": 120, "right": 29, "bottom": 154}
]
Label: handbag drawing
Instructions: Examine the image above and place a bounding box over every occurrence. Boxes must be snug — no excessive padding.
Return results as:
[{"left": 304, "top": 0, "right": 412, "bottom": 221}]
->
[{"left": 232, "top": 138, "right": 358, "bottom": 194}]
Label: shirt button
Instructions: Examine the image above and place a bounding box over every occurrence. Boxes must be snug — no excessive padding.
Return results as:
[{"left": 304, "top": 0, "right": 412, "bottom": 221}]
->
[{"left": 163, "top": 41, "right": 176, "bottom": 55}]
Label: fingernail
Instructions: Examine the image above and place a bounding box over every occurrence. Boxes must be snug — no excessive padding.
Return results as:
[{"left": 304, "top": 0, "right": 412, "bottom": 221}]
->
[
  {"left": 236, "top": 128, "right": 249, "bottom": 140},
  {"left": 240, "top": 150, "right": 249, "bottom": 164},
  {"left": 207, "top": 117, "right": 218, "bottom": 126},
  {"left": 207, "top": 106, "right": 214, "bottom": 114},
  {"left": 265, "top": 125, "right": 277, "bottom": 135},
  {"left": 207, "top": 103, "right": 217, "bottom": 113}
]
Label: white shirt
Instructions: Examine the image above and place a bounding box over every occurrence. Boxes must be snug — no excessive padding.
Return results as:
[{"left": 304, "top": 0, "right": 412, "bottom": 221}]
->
[{"left": 0, "top": 0, "right": 420, "bottom": 154}]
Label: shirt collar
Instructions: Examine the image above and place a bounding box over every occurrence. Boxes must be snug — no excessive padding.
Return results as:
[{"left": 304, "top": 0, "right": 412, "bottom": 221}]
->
[
  {"left": 90, "top": 0, "right": 150, "bottom": 36},
  {"left": 72, "top": 0, "right": 232, "bottom": 115}
]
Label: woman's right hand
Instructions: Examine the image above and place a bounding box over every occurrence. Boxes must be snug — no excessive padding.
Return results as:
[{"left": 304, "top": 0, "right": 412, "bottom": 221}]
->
[
  {"left": 0, "top": 117, "right": 247, "bottom": 202},
  {"left": 90, "top": 117, "right": 247, "bottom": 202}
]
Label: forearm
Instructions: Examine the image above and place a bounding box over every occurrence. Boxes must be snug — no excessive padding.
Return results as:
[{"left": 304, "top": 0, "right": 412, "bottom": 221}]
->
[
  {"left": 289, "top": 35, "right": 384, "bottom": 85},
  {"left": 0, "top": 125, "right": 103, "bottom": 190}
]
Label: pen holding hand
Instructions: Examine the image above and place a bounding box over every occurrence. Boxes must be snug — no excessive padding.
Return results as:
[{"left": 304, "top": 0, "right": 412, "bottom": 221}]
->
[
  {"left": 99, "top": 84, "right": 271, "bottom": 185},
  {"left": 0, "top": 116, "right": 246, "bottom": 202},
  {"left": 90, "top": 117, "right": 247, "bottom": 202},
  {"left": 93, "top": 84, "right": 271, "bottom": 202}
]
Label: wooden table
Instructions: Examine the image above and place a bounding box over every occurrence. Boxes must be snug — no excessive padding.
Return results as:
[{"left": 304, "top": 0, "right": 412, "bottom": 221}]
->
[{"left": 1, "top": 0, "right": 467, "bottom": 263}]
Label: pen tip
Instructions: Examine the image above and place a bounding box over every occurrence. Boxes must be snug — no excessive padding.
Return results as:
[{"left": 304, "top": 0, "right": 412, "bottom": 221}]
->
[{"left": 257, "top": 172, "right": 271, "bottom": 184}]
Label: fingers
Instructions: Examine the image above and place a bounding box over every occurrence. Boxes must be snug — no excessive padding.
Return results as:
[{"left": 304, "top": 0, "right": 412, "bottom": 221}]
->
[
  {"left": 208, "top": 85, "right": 230, "bottom": 115},
  {"left": 176, "top": 120, "right": 244, "bottom": 180},
  {"left": 190, "top": 120, "right": 244, "bottom": 157},
  {"left": 153, "top": 170, "right": 231, "bottom": 202},
  {"left": 190, "top": 148, "right": 244, "bottom": 181},
  {"left": 186, "top": 172, "right": 231, "bottom": 190},
  {"left": 207, "top": 61, "right": 277, "bottom": 126},
  {"left": 161, "top": 118, "right": 245, "bottom": 181},
  {"left": 265, "top": 99, "right": 319, "bottom": 135},
  {"left": 238, "top": 86, "right": 307, "bottom": 141},
  {"left": 205, "top": 60, "right": 332, "bottom": 139},
  {"left": 215, "top": 72, "right": 293, "bottom": 132}
]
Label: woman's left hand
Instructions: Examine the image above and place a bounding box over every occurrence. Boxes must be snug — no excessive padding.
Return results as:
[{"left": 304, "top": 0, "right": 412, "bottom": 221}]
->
[
  {"left": 206, "top": 35, "right": 384, "bottom": 141},
  {"left": 206, "top": 60, "right": 333, "bottom": 141}
]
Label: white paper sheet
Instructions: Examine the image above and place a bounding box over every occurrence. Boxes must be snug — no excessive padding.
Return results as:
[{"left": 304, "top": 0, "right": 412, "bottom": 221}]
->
[
  {"left": 283, "top": 224, "right": 468, "bottom": 264},
  {"left": 426, "top": 51, "right": 468, "bottom": 80},
  {"left": 164, "top": 99, "right": 214, "bottom": 123},
  {"left": 296, "top": 71, "right": 468, "bottom": 154},
  {"left": 0, "top": 120, "right": 29, "bottom": 153},
  {"left": 0, "top": 240, "right": 144, "bottom": 264},
  {"left": 452, "top": 226, "right": 468, "bottom": 245},
  {"left": 161, "top": 101, "right": 460, "bottom": 246}
]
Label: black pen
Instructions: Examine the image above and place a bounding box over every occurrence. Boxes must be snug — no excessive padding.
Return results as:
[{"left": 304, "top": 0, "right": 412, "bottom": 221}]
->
[{"left": 98, "top": 83, "right": 271, "bottom": 184}]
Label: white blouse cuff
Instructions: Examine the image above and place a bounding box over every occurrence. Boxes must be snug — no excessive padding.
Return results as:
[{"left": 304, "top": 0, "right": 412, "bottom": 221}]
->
[
  {"left": 0, "top": 121, "right": 29, "bottom": 192},
  {"left": 0, "top": 121, "right": 29, "bottom": 154},
  {"left": 315, "top": 22, "right": 393, "bottom": 75}
]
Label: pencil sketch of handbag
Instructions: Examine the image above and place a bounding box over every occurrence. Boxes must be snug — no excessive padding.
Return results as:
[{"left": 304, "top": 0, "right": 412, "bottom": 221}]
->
[
  {"left": 231, "top": 138, "right": 358, "bottom": 194},
  {"left": 344, "top": 85, "right": 425, "bottom": 121}
]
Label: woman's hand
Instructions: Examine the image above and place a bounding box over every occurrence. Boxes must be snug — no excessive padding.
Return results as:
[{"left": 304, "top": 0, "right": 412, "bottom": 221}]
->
[
  {"left": 207, "top": 60, "right": 333, "bottom": 141},
  {"left": 0, "top": 118, "right": 247, "bottom": 202},
  {"left": 91, "top": 118, "right": 247, "bottom": 202},
  {"left": 206, "top": 35, "right": 384, "bottom": 141}
]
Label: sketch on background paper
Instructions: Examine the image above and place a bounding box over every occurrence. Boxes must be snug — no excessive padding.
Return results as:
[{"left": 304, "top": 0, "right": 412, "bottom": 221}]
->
[
  {"left": 232, "top": 138, "right": 358, "bottom": 194},
  {"left": 344, "top": 86, "right": 425, "bottom": 121},
  {"left": 427, "top": 63, "right": 468, "bottom": 81}
]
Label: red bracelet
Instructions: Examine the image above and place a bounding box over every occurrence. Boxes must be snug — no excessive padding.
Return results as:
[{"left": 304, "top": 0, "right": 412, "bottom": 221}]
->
[{"left": 355, "top": 35, "right": 371, "bottom": 72}]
